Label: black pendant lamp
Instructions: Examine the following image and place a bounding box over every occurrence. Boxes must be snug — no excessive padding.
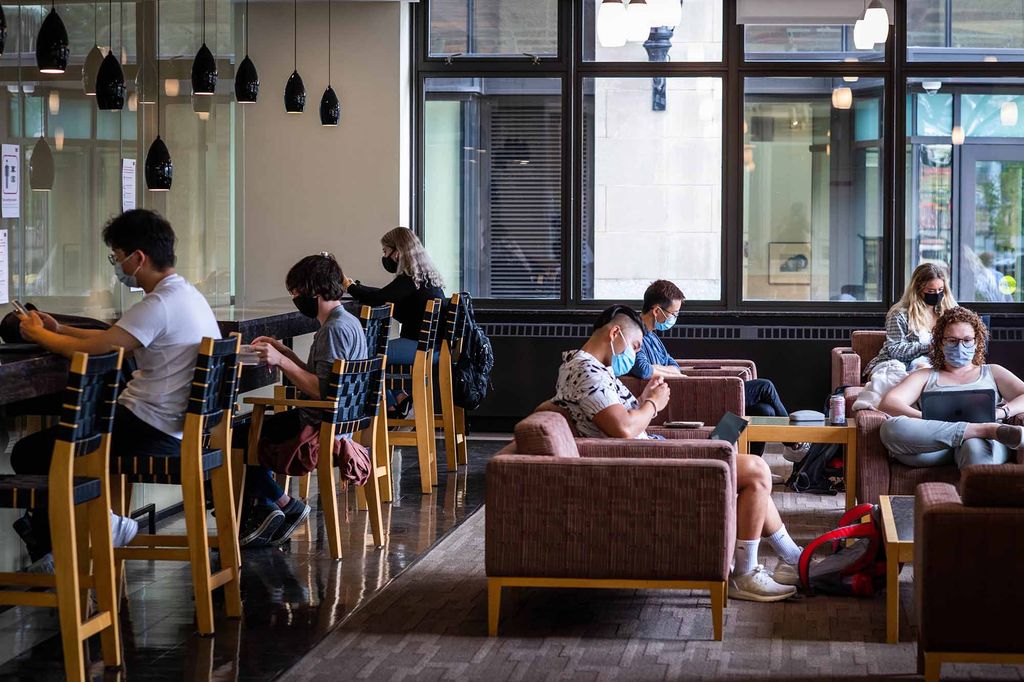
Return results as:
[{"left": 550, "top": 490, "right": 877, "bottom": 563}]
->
[
  {"left": 234, "top": 0, "right": 258, "bottom": 103},
  {"left": 83, "top": 2, "right": 102, "bottom": 96},
  {"left": 0, "top": 6, "right": 8, "bottom": 56},
  {"left": 319, "top": 0, "right": 339, "bottom": 126},
  {"left": 36, "top": 2, "right": 69, "bottom": 74},
  {"left": 96, "top": 0, "right": 125, "bottom": 109},
  {"left": 30, "top": 102, "right": 54, "bottom": 192},
  {"left": 191, "top": 0, "right": 217, "bottom": 96},
  {"left": 145, "top": 0, "right": 171, "bottom": 191},
  {"left": 284, "top": 0, "right": 305, "bottom": 113}
]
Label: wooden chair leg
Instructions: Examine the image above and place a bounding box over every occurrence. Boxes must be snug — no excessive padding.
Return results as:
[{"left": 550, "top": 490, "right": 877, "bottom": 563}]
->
[
  {"left": 426, "top": 371, "right": 439, "bottom": 486},
  {"left": 74, "top": 506, "right": 91, "bottom": 615},
  {"left": 487, "top": 579, "right": 501, "bottom": 637},
  {"left": 51, "top": 497, "right": 86, "bottom": 682},
  {"left": 412, "top": 377, "right": 433, "bottom": 495},
  {"left": 440, "top": 373, "right": 457, "bottom": 473},
  {"left": 210, "top": 463, "right": 243, "bottom": 619},
  {"left": 377, "top": 394, "right": 393, "bottom": 503},
  {"left": 317, "top": 446, "right": 343, "bottom": 560},
  {"left": 87, "top": 496, "right": 122, "bottom": 668},
  {"left": 298, "top": 472, "right": 311, "bottom": 500},
  {"left": 710, "top": 582, "right": 725, "bottom": 641},
  {"left": 181, "top": 473, "right": 215, "bottom": 636},
  {"left": 360, "top": 429, "right": 385, "bottom": 547},
  {"left": 455, "top": 406, "right": 468, "bottom": 466},
  {"left": 355, "top": 484, "right": 368, "bottom": 511},
  {"left": 923, "top": 653, "right": 940, "bottom": 682}
]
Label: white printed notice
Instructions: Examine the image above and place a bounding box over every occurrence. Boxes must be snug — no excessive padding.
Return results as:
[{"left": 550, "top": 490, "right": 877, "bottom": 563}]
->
[
  {"left": 1, "top": 145, "right": 19, "bottom": 219},
  {"left": 121, "top": 159, "right": 136, "bottom": 211},
  {"left": 0, "top": 229, "right": 8, "bottom": 305}
]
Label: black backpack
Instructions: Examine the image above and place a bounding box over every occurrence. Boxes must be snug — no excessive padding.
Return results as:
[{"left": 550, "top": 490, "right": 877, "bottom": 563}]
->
[
  {"left": 786, "top": 442, "right": 845, "bottom": 495},
  {"left": 451, "top": 294, "right": 494, "bottom": 410}
]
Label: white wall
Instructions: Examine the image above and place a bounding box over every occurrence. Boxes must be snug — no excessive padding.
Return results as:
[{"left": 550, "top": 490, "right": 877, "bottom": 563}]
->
[{"left": 240, "top": 0, "right": 409, "bottom": 302}]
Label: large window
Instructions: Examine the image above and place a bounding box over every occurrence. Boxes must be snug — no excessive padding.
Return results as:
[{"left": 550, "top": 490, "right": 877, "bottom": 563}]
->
[
  {"left": 908, "top": 0, "right": 1024, "bottom": 62},
  {"left": 428, "top": 0, "right": 559, "bottom": 58}
]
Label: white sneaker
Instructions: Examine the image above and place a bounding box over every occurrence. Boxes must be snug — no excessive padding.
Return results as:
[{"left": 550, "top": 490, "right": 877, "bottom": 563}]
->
[
  {"left": 729, "top": 565, "right": 797, "bottom": 602},
  {"left": 772, "top": 561, "right": 801, "bottom": 587},
  {"left": 783, "top": 443, "right": 810, "bottom": 463},
  {"left": 110, "top": 513, "right": 139, "bottom": 547}
]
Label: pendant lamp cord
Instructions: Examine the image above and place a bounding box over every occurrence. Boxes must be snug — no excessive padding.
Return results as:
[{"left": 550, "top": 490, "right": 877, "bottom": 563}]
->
[
  {"left": 156, "top": 0, "right": 161, "bottom": 134},
  {"left": 244, "top": 0, "right": 249, "bottom": 53},
  {"left": 93, "top": 1, "right": 97, "bottom": 45},
  {"left": 108, "top": 0, "right": 113, "bottom": 49},
  {"left": 327, "top": 0, "right": 331, "bottom": 85},
  {"left": 293, "top": 0, "right": 297, "bottom": 70},
  {"left": 202, "top": 0, "right": 206, "bottom": 44}
]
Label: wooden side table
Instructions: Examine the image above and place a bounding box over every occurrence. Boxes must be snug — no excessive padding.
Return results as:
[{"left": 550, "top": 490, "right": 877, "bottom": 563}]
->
[
  {"left": 879, "top": 495, "right": 915, "bottom": 644},
  {"left": 738, "top": 416, "right": 859, "bottom": 509}
]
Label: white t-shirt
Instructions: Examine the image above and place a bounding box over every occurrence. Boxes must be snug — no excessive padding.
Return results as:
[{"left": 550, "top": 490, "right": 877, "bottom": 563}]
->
[
  {"left": 115, "top": 274, "right": 221, "bottom": 439},
  {"left": 552, "top": 349, "right": 650, "bottom": 439}
]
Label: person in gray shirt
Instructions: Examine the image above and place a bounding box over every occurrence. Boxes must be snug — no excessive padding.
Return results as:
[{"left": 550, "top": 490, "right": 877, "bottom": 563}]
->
[{"left": 237, "top": 254, "right": 367, "bottom": 547}]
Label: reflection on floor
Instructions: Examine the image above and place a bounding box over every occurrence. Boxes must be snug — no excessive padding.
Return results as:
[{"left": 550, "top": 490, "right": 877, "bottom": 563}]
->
[{"left": 0, "top": 439, "right": 506, "bottom": 682}]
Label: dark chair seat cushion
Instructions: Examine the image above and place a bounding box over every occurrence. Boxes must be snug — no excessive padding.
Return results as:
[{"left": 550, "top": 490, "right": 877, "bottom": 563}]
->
[
  {"left": 0, "top": 474, "right": 101, "bottom": 508},
  {"left": 113, "top": 449, "right": 223, "bottom": 484}
]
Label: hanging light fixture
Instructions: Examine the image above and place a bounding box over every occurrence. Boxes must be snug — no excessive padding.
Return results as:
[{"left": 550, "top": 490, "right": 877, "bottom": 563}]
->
[
  {"left": 54, "top": 127, "right": 64, "bottom": 152},
  {"left": 0, "top": 5, "right": 7, "bottom": 56},
  {"left": 30, "top": 100, "right": 54, "bottom": 192},
  {"left": 843, "top": 57, "right": 859, "bottom": 83},
  {"left": 597, "top": 0, "right": 628, "bottom": 48},
  {"left": 864, "top": 0, "right": 889, "bottom": 45},
  {"left": 96, "top": 0, "right": 125, "bottom": 110},
  {"left": 1001, "top": 100, "right": 1019, "bottom": 127},
  {"left": 234, "top": 0, "right": 259, "bottom": 103},
  {"left": 951, "top": 125, "right": 965, "bottom": 145},
  {"left": 36, "top": 2, "right": 70, "bottom": 74},
  {"left": 191, "top": 0, "right": 217, "bottom": 96},
  {"left": 320, "top": 0, "right": 340, "bottom": 126},
  {"left": 48, "top": 90, "right": 59, "bottom": 114},
  {"left": 83, "top": 2, "right": 102, "bottom": 95},
  {"left": 625, "top": 0, "right": 653, "bottom": 42},
  {"left": 852, "top": 19, "right": 873, "bottom": 50},
  {"left": 284, "top": 0, "right": 305, "bottom": 113},
  {"left": 832, "top": 86, "right": 853, "bottom": 110},
  {"left": 146, "top": 0, "right": 172, "bottom": 191}
]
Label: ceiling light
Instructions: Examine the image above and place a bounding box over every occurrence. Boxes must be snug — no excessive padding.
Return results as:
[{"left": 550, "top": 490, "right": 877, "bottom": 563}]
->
[
  {"left": 832, "top": 87, "right": 853, "bottom": 110},
  {"left": 597, "top": 0, "right": 628, "bottom": 48},
  {"left": 625, "top": 0, "right": 653, "bottom": 42},
  {"left": 36, "top": 5, "right": 69, "bottom": 74},
  {"left": 1001, "top": 101, "right": 1019, "bottom": 127},
  {"left": 864, "top": 0, "right": 889, "bottom": 44},
  {"left": 235, "top": 0, "right": 259, "bottom": 103}
]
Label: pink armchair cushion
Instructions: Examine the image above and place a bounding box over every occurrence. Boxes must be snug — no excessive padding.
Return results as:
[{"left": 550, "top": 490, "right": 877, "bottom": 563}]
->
[
  {"left": 513, "top": 411, "right": 580, "bottom": 458},
  {"left": 960, "top": 464, "right": 1024, "bottom": 508},
  {"left": 851, "top": 330, "right": 886, "bottom": 373}
]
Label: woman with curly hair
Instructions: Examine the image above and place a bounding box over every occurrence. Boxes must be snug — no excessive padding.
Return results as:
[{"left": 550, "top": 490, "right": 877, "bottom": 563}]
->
[{"left": 878, "top": 307, "right": 1024, "bottom": 468}]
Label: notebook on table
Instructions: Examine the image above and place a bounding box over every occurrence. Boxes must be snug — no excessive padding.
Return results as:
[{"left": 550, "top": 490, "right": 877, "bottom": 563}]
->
[{"left": 709, "top": 411, "right": 749, "bottom": 445}]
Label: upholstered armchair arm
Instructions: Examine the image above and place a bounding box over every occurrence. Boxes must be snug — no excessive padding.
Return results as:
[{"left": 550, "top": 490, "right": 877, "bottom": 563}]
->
[
  {"left": 677, "top": 359, "right": 757, "bottom": 380},
  {"left": 621, "top": 375, "right": 744, "bottom": 426},
  {"left": 576, "top": 437, "right": 736, "bottom": 485},
  {"left": 854, "top": 409, "right": 889, "bottom": 506},
  {"left": 1011, "top": 414, "right": 1024, "bottom": 464},
  {"left": 831, "top": 347, "right": 862, "bottom": 392},
  {"left": 485, "top": 454, "right": 735, "bottom": 582}
]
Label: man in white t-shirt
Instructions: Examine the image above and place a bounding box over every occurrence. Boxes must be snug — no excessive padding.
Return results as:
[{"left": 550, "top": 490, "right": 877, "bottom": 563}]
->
[{"left": 12, "top": 209, "right": 220, "bottom": 571}]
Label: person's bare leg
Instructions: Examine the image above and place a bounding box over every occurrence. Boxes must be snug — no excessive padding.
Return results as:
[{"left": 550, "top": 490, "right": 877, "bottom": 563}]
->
[{"left": 736, "top": 454, "right": 771, "bottom": 541}]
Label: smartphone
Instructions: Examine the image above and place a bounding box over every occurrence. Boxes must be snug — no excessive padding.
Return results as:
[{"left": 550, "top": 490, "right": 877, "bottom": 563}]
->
[
  {"left": 10, "top": 299, "right": 28, "bottom": 317},
  {"left": 664, "top": 420, "right": 704, "bottom": 429}
]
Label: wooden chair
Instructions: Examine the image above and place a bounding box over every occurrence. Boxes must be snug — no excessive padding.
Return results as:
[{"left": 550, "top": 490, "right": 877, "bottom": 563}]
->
[
  {"left": 0, "top": 349, "right": 124, "bottom": 681},
  {"left": 434, "top": 293, "right": 469, "bottom": 471},
  {"left": 242, "top": 356, "right": 387, "bottom": 559},
  {"left": 112, "top": 335, "right": 243, "bottom": 637},
  {"left": 355, "top": 304, "right": 395, "bottom": 510},
  {"left": 387, "top": 298, "right": 443, "bottom": 494}
]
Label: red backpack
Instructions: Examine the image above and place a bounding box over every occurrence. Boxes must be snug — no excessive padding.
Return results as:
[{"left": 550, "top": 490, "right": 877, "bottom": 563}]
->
[{"left": 798, "top": 503, "right": 888, "bottom": 597}]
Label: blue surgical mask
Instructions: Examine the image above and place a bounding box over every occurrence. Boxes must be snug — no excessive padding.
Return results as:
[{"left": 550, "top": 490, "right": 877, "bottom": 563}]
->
[
  {"left": 943, "top": 341, "right": 976, "bottom": 368},
  {"left": 655, "top": 308, "right": 677, "bottom": 332},
  {"left": 112, "top": 255, "right": 140, "bottom": 289},
  {"left": 610, "top": 333, "right": 636, "bottom": 377}
]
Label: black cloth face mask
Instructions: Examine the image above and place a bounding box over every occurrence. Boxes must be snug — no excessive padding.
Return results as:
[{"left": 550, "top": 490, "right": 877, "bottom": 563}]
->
[
  {"left": 292, "top": 294, "right": 319, "bottom": 318},
  {"left": 923, "top": 291, "right": 944, "bottom": 306},
  {"left": 381, "top": 256, "right": 398, "bottom": 274}
]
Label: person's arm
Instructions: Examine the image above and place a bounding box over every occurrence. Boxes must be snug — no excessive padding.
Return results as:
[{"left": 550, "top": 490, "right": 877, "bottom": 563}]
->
[
  {"left": 255, "top": 342, "right": 321, "bottom": 398},
  {"left": 627, "top": 343, "right": 655, "bottom": 380},
  {"left": 347, "top": 276, "right": 416, "bottom": 307},
  {"left": 879, "top": 312, "right": 931, "bottom": 365},
  {"left": 251, "top": 335, "right": 306, "bottom": 370},
  {"left": 878, "top": 369, "right": 931, "bottom": 418},
  {"left": 19, "top": 312, "right": 141, "bottom": 358},
  {"left": 651, "top": 364, "right": 683, "bottom": 378},
  {"left": 990, "top": 365, "right": 1024, "bottom": 419},
  {"left": 591, "top": 378, "right": 670, "bottom": 439}
]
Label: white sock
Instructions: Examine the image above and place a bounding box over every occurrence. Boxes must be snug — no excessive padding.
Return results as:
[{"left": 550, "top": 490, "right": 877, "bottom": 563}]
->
[
  {"left": 733, "top": 539, "right": 759, "bottom": 576},
  {"left": 766, "top": 525, "right": 803, "bottom": 565}
]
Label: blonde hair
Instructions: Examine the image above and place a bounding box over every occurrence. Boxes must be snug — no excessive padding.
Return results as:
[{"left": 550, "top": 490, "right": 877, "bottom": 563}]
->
[
  {"left": 889, "top": 263, "right": 958, "bottom": 332},
  {"left": 381, "top": 227, "right": 445, "bottom": 290}
]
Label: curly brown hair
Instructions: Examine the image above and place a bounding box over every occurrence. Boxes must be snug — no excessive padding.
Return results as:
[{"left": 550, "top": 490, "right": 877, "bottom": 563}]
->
[{"left": 929, "top": 307, "right": 988, "bottom": 370}]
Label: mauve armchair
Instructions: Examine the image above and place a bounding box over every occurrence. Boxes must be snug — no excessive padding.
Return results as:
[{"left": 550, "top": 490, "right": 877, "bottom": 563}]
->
[
  {"left": 831, "top": 330, "right": 886, "bottom": 415},
  {"left": 486, "top": 411, "right": 736, "bottom": 640},
  {"left": 916, "top": 465, "right": 1024, "bottom": 681},
  {"left": 620, "top": 375, "right": 745, "bottom": 427}
]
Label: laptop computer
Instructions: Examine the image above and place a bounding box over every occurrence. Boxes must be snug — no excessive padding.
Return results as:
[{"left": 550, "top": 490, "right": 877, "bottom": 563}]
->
[
  {"left": 709, "top": 411, "right": 749, "bottom": 445},
  {"left": 919, "top": 389, "right": 997, "bottom": 423}
]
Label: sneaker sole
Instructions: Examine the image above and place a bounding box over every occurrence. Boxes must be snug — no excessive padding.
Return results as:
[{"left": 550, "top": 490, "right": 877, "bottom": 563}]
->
[
  {"left": 240, "top": 512, "right": 285, "bottom": 547},
  {"left": 270, "top": 504, "right": 312, "bottom": 546},
  {"left": 728, "top": 585, "right": 797, "bottom": 603}
]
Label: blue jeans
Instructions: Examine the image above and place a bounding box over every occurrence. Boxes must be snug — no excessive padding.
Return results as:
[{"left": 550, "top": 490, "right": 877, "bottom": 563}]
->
[
  {"left": 880, "top": 415, "right": 1010, "bottom": 469},
  {"left": 385, "top": 338, "right": 440, "bottom": 407}
]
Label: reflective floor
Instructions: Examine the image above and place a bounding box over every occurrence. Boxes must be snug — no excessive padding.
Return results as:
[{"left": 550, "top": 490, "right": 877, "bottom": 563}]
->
[{"left": 0, "top": 439, "right": 505, "bottom": 682}]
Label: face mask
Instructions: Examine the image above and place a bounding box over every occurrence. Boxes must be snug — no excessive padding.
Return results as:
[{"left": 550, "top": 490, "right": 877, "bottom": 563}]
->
[
  {"left": 655, "top": 308, "right": 677, "bottom": 332},
  {"left": 113, "top": 254, "right": 141, "bottom": 289},
  {"left": 381, "top": 254, "right": 399, "bottom": 274},
  {"left": 943, "top": 341, "right": 976, "bottom": 368},
  {"left": 292, "top": 294, "right": 319, "bottom": 318},
  {"left": 923, "top": 291, "right": 944, "bottom": 306},
  {"left": 609, "top": 332, "right": 636, "bottom": 377}
]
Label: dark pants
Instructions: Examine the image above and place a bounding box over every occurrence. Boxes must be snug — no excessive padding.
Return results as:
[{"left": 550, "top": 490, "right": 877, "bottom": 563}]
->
[
  {"left": 743, "top": 379, "right": 789, "bottom": 455},
  {"left": 232, "top": 410, "right": 303, "bottom": 506},
  {"left": 10, "top": 404, "right": 181, "bottom": 555}
]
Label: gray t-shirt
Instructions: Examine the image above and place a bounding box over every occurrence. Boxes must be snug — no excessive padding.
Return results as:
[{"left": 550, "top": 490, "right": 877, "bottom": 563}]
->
[{"left": 300, "top": 305, "right": 367, "bottom": 424}]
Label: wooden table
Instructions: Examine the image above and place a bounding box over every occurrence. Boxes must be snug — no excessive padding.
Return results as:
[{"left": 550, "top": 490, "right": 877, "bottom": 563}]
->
[
  {"left": 880, "top": 494, "right": 915, "bottom": 644},
  {"left": 737, "top": 416, "right": 859, "bottom": 510}
]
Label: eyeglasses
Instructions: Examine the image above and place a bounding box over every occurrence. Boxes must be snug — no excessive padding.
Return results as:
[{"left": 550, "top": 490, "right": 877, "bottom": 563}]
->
[
  {"left": 107, "top": 253, "right": 122, "bottom": 265},
  {"left": 943, "top": 337, "right": 976, "bottom": 347},
  {"left": 658, "top": 307, "right": 678, "bottom": 323}
]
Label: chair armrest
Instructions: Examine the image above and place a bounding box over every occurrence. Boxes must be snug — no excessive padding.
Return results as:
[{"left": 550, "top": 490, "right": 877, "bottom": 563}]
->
[
  {"left": 854, "top": 409, "right": 889, "bottom": 505},
  {"left": 678, "top": 359, "right": 757, "bottom": 379},
  {"left": 831, "top": 347, "right": 861, "bottom": 392},
  {"left": 648, "top": 426, "right": 713, "bottom": 440},
  {"left": 244, "top": 396, "right": 337, "bottom": 409},
  {"left": 679, "top": 367, "right": 751, "bottom": 380},
  {"left": 577, "top": 437, "right": 737, "bottom": 488},
  {"left": 621, "top": 375, "right": 744, "bottom": 425},
  {"left": 485, "top": 454, "right": 735, "bottom": 581},
  {"left": 1011, "top": 414, "right": 1024, "bottom": 464}
]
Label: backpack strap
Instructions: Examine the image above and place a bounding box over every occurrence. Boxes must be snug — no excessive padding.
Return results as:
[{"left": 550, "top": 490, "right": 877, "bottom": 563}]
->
[
  {"left": 837, "top": 503, "right": 875, "bottom": 528},
  {"left": 798, "top": 522, "right": 877, "bottom": 590}
]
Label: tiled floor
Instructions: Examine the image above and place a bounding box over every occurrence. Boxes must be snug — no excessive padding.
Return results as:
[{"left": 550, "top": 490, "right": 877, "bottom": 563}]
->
[{"left": 0, "top": 437, "right": 506, "bottom": 682}]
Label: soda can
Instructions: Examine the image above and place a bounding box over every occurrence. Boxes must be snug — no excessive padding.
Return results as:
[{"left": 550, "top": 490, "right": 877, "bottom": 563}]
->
[{"left": 829, "top": 394, "right": 846, "bottom": 425}]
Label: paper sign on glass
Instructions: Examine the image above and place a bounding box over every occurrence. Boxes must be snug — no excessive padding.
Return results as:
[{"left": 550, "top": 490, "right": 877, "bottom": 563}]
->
[
  {"left": 1, "top": 145, "right": 20, "bottom": 219},
  {"left": 0, "top": 229, "right": 8, "bottom": 305},
  {"left": 121, "top": 159, "right": 136, "bottom": 211}
]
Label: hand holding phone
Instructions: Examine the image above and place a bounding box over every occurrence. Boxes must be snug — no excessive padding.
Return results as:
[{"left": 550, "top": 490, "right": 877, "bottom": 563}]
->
[{"left": 10, "top": 300, "right": 28, "bottom": 317}]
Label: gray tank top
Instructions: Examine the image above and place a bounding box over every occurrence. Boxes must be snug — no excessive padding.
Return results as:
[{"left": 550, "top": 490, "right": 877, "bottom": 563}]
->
[{"left": 924, "top": 365, "right": 1001, "bottom": 401}]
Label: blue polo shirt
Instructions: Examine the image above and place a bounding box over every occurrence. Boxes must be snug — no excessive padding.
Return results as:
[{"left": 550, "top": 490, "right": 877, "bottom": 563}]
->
[{"left": 627, "top": 328, "right": 676, "bottom": 380}]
